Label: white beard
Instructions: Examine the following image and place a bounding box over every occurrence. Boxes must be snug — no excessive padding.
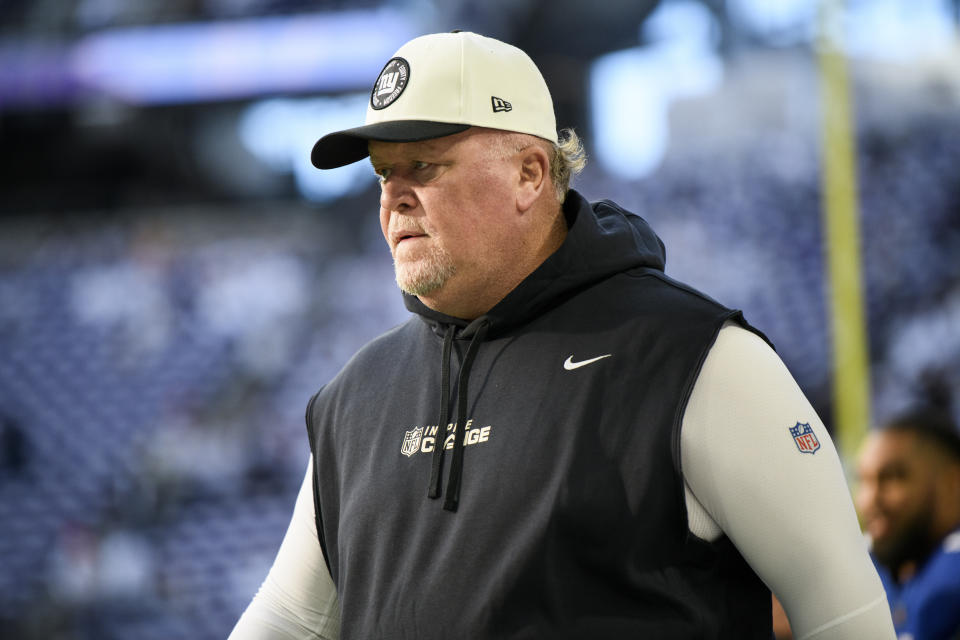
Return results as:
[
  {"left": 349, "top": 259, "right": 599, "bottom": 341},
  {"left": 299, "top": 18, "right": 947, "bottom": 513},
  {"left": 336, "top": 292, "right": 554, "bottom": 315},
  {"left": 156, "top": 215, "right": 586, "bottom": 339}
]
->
[{"left": 393, "top": 243, "right": 456, "bottom": 296}]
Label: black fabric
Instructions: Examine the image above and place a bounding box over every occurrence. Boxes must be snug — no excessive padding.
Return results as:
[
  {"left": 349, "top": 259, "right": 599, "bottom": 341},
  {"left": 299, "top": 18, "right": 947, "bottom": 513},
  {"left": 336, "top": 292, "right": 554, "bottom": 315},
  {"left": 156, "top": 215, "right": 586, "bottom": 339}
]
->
[
  {"left": 306, "top": 190, "right": 773, "bottom": 638},
  {"left": 305, "top": 388, "right": 331, "bottom": 575},
  {"left": 311, "top": 120, "right": 472, "bottom": 169},
  {"left": 443, "top": 318, "right": 489, "bottom": 511},
  {"left": 427, "top": 324, "right": 454, "bottom": 500}
]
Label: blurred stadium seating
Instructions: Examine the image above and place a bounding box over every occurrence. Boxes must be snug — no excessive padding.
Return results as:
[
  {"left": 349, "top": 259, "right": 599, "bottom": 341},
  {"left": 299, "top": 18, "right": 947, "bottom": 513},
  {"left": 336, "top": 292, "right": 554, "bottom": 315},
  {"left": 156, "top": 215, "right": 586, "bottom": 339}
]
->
[{"left": 1, "top": 1, "right": 959, "bottom": 638}]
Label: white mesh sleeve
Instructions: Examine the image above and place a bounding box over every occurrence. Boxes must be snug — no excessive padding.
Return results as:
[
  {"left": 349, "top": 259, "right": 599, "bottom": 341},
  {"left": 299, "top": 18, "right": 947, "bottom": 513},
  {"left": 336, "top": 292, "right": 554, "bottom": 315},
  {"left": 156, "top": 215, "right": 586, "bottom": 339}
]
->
[
  {"left": 681, "top": 324, "right": 895, "bottom": 639},
  {"left": 228, "top": 457, "right": 340, "bottom": 640}
]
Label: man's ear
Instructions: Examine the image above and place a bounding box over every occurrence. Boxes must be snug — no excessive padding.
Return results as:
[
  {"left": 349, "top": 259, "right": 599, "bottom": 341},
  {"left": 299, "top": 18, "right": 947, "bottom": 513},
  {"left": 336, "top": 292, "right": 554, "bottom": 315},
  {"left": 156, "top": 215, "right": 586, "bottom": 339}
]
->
[{"left": 516, "top": 144, "right": 549, "bottom": 213}]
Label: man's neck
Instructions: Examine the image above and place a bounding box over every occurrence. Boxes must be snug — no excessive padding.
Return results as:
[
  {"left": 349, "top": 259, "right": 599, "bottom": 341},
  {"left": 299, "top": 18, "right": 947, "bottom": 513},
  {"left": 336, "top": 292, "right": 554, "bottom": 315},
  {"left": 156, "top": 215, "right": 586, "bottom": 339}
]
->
[{"left": 895, "top": 559, "right": 918, "bottom": 584}]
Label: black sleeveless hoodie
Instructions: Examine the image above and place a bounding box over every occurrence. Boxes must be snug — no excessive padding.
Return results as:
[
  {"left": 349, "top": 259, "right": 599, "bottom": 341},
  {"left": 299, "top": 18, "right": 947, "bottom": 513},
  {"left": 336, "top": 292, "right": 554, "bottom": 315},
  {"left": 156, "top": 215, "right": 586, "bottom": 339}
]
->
[{"left": 306, "top": 190, "right": 773, "bottom": 639}]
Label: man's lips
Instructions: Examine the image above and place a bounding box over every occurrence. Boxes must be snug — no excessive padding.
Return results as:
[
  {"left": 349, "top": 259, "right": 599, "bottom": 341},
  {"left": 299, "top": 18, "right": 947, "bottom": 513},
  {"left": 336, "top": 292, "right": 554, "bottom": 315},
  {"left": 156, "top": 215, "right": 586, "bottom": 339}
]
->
[{"left": 391, "top": 230, "right": 427, "bottom": 247}]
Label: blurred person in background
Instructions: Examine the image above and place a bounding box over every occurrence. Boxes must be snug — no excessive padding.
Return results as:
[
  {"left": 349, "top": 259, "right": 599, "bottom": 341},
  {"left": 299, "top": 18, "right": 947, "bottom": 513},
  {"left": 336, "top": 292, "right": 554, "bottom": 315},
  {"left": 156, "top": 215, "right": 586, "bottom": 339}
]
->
[
  {"left": 229, "top": 31, "right": 895, "bottom": 639},
  {"left": 857, "top": 380, "right": 960, "bottom": 640}
]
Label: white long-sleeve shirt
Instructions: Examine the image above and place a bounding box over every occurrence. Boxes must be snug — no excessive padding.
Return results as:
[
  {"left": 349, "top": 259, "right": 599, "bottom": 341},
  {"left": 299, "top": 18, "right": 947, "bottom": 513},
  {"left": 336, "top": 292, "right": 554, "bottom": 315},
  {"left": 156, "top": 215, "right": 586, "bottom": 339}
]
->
[{"left": 229, "top": 324, "right": 895, "bottom": 640}]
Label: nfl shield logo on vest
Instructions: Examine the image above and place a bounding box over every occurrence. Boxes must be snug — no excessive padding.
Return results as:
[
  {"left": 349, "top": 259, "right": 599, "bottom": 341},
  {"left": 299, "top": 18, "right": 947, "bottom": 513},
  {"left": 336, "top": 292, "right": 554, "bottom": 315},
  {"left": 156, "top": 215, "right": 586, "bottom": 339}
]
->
[
  {"left": 401, "top": 427, "right": 423, "bottom": 457},
  {"left": 789, "top": 422, "right": 820, "bottom": 454}
]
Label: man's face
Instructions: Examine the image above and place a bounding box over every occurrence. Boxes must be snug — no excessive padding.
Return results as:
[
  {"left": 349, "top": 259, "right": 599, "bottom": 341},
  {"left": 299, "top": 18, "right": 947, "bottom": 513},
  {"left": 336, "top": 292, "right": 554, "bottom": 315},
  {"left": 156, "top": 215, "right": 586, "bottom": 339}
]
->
[
  {"left": 855, "top": 430, "right": 939, "bottom": 570},
  {"left": 369, "top": 129, "right": 523, "bottom": 314}
]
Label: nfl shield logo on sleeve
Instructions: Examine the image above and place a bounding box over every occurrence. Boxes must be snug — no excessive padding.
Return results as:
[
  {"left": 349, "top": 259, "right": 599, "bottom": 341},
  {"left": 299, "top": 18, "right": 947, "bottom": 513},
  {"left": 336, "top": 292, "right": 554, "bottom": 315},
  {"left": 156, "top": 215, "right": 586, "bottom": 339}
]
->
[{"left": 789, "top": 422, "right": 820, "bottom": 454}]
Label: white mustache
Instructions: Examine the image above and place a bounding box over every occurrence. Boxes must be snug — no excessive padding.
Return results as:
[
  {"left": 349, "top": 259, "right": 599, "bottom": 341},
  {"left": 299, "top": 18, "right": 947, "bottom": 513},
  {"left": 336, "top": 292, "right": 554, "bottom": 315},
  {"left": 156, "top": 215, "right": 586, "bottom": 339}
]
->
[{"left": 389, "top": 222, "right": 428, "bottom": 247}]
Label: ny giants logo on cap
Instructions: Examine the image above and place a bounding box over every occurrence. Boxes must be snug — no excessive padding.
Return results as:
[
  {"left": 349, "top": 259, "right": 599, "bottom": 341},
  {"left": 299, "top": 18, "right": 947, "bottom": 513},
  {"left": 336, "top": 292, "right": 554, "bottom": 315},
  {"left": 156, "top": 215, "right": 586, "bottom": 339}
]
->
[{"left": 371, "top": 57, "right": 410, "bottom": 110}]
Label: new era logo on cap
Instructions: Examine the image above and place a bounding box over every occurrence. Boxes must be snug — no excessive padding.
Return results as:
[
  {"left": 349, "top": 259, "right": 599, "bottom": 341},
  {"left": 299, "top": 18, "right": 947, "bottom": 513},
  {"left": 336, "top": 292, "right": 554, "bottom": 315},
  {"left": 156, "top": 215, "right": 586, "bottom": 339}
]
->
[{"left": 491, "top": 96, "right": 512, "bottom": 112}]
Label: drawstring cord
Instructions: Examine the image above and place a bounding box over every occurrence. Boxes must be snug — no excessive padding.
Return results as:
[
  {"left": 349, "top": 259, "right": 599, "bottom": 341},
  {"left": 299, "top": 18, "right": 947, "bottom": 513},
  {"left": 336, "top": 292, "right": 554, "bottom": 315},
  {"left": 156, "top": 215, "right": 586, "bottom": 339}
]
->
[
  {"left": 444, "top": 321, "right": 488, "bottom": 512},
  {"left": 428, "top": 325, "right": 455, "bottom": 499},
  {"left": 427, "top": 320, "right": 489, "bottom": 512}
]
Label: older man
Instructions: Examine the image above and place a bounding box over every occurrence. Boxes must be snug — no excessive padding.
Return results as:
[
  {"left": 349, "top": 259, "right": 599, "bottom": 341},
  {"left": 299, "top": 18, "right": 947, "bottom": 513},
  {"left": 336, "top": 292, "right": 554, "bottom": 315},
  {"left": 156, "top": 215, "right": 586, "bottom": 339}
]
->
[
  {"left": 857, "top": 402, "right": 960, "bottom": 639},
  {"left": 230, "top": 31, "right": 894, "bottom": 639}
]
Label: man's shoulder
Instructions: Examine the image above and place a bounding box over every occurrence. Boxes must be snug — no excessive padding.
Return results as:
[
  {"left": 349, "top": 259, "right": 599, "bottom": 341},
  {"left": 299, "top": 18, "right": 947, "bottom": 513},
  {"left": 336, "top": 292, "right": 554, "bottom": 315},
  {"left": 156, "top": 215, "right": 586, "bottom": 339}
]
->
[
  {"left": 620, "top": 268, "right": 729, "bottom": 313},
  {"left": 306, "top": 317, "right": 426, "bottom": 416},
  {"left": 342, "top": 316, "right": 426, "bottom": 371},
  {"left": 942, "top": 529, "right": 960, "bottom": 554},
  {"left": 922, "top": 530, "right": 960, "bottom": 585},
  {"left": 900, "top": 532, "right": 960, "bottom": 637},
  {"left": 573, "top": 266, "right": 738, "bottom": 330},
  {"left": 901, "top": 530, "right": 960, "bottom": 601}
]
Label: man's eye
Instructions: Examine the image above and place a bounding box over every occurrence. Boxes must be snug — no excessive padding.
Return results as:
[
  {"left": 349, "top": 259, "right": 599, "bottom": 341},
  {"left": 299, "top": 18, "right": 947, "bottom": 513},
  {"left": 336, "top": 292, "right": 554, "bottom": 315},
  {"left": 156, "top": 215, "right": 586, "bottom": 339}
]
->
[
  {"left": 375, "top": 168, "right": 391, "bottom": 182},
  {"left": 413, "top": 161, "right": 430, "bottom": 171}
]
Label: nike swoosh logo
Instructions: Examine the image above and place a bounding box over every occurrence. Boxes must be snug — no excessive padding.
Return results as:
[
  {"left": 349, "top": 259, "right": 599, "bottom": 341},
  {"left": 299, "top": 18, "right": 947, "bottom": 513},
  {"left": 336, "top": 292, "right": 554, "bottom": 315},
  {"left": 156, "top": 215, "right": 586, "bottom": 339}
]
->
[{"left": 563, "top": 354, "right": 612, "bottom": 370}]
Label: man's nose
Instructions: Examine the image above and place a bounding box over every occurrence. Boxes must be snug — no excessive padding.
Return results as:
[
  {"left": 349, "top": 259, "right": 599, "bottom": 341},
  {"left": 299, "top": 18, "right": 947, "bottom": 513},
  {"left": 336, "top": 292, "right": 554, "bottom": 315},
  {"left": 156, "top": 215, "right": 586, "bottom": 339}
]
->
[{"left": 380, "top": 176, "right": 417, "bottom": 212}]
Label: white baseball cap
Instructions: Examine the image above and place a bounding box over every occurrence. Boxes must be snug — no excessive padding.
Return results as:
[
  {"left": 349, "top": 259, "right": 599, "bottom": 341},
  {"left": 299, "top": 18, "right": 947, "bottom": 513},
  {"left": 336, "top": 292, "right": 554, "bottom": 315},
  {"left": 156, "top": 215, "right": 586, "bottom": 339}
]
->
[{"left": 311, "top": 31, "right": 558, "bottom": 169}]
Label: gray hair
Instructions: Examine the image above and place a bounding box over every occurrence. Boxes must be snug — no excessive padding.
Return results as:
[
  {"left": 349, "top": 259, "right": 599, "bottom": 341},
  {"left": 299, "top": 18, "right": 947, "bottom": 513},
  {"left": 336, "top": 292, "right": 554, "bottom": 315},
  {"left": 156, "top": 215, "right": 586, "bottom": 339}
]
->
[
  {"left": 549, "top": 128, "right": 587, "bottom": 203},
  {"left": 492, "top": 128, "right": 587, "bottom": 204}
]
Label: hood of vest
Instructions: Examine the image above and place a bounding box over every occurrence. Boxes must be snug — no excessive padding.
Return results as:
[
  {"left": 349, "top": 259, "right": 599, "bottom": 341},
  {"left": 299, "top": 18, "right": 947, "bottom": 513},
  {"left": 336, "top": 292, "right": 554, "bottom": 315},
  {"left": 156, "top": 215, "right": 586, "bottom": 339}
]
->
[
  {"left": 403, "top": 189, "right": 666, "bottom": 336},
  {"left": 400, "top": 189, "right": 667, "bottom": 511}
]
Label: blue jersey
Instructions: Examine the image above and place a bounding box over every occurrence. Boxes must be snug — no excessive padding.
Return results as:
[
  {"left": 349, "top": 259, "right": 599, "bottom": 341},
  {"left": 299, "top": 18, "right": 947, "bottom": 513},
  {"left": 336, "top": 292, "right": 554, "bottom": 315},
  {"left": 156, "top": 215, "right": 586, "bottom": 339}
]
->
[{"left": 875, "top": 529, "right": 960, "bottom": 640}]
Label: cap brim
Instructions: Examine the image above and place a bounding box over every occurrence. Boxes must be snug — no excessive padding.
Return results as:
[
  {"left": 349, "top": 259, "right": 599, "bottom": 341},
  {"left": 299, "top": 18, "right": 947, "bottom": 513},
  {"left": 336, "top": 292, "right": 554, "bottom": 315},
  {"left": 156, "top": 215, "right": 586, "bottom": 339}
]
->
[{"left": 311, "top": 120, "right": 472, "bottom": 169}]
